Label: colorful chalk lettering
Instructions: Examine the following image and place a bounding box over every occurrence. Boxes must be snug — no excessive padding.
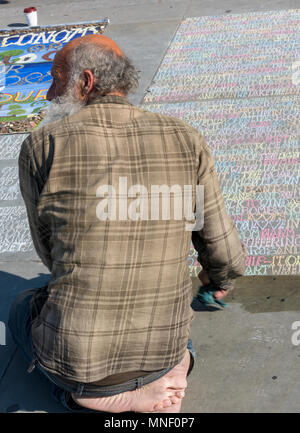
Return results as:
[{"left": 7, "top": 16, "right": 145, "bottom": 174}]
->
[{"left": 141, "top": 10, "right": 300, "bottom": 276}]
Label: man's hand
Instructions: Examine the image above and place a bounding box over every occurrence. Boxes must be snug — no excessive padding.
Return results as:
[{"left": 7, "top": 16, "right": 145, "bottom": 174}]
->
[
  {"left": 198, "top": 269, "right": 228, "bottom": 300},
  {"left": 198, "top": 269, "right": 210, "bottom": 285},
  {"left": 214, "top": 289, "right": 228, "bottom": 300}
]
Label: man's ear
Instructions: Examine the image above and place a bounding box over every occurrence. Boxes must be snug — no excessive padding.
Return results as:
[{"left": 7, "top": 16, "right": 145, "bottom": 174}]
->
[{"left": 82, "top": 69, "right": 94, "bottom": 96}]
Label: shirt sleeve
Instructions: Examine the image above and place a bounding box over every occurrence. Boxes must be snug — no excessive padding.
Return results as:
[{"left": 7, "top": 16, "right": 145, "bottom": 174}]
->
[
  {"left": 191, "top": 132, "right": 247, "bottom": 291},
  {"left": 18, "top": 134, "right": 53, "bottom": 271}
]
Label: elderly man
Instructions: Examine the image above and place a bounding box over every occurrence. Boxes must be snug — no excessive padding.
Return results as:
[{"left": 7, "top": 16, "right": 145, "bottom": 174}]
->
[{"left": 8, "top": 34, "right": 246, "bottom": 413}]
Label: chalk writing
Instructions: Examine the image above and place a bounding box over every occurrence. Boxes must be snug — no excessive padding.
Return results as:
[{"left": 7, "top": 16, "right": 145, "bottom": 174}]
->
[
  {"left": 0, "top": 166, "right": 19, "bottom": 200},
  {"left": 0, "top": 133, "right": 27, "bottom": 159},
  {"left": 0, "top": 206, "right": 32, "bottom": 253},
  {"left": 142, "top": 10, "right": 300, "bottom": 276}
]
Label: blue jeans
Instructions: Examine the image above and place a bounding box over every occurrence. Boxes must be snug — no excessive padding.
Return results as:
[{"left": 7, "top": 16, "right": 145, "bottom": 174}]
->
[{"left": 8, "top": 288, "right": 196, "bottom": 412}]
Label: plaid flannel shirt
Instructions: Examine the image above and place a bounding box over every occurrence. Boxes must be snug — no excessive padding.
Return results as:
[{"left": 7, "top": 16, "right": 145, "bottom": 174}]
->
[{"left": 18, "top": 95, "right": 247, "bottom": 382}]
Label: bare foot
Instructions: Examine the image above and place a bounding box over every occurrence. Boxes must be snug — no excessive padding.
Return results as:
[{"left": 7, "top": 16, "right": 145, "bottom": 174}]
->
[
  {"left": 151, "top": 400, "right": 183, "bottom": 413},
  {"left": 72, "top": 349, "right": 190, "bottom": 413}
]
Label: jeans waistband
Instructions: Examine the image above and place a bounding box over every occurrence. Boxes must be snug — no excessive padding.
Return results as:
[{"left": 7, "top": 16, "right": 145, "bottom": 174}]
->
[
  {"left": 39, "top": 339, "right": 196, "bottom": 398},
  {"left": 39, "top": 364, "right": 173, "bottom": 398}
]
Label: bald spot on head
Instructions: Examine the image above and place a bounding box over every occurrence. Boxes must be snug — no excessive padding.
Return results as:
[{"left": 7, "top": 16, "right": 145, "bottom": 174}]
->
[
  {"left": 52, "top": 34, "right": 124, "bottom": 81},
  {"left": 64, "top": 34, "right": 124, "bottom": 58},
  {"left": 47, "top": 35, "right": 127, "bottom": 101}
]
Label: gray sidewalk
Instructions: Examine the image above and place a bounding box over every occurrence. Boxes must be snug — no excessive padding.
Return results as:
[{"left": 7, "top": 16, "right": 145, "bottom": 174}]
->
[
  {"left": 1, "top": 0, "right": 300, "bottom": 413},
  {"left": 1, "top": 273, "right": 300, "bottom": 413}
]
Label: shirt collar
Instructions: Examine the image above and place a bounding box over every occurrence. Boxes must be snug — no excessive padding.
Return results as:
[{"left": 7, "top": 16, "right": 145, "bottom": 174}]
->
[{"left": 87, "top": 94, "right": 133, "bottom": 107}]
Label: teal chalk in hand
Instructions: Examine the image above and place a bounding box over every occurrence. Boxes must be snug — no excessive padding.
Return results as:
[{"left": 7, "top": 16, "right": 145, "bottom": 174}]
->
[{"left": 191, "top": 284, "right": 227, "bottom": 310}]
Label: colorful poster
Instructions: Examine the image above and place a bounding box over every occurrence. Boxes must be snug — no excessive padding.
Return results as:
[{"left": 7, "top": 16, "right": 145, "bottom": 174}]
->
[{"left": 0, "top": 20, "right": 109, "bottom": 133}]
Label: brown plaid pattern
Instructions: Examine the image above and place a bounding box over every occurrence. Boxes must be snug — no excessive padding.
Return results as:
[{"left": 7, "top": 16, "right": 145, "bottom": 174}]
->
[{"left": 18, "top": 95, "right": 247, "bottom": 382}]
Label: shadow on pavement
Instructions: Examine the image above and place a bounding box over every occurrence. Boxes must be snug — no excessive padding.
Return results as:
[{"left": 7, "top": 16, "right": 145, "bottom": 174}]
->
[
  {"left": 0, "top": 270, "right": 63, "bottom": 413},
  {"left": 7, "top": 23, "right": 28, "bottom": 27},
  {"left": 227, "top": 276, "right": 300, "bottom": 313},
  {"left": 0, "top": 271, "right": 50, "bottom": 292},
  {"left": 0, "top": 270, "right": 51, "bottom": 328}
]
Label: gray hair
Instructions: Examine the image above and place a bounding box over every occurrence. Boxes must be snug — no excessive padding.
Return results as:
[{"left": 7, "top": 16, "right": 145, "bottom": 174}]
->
[{"left": 67, "top": 42, "right": 139, "bottom": 97}]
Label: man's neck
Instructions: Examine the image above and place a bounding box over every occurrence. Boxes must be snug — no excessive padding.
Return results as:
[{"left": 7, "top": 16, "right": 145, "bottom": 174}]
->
[
  {"left": 107, "top": 91, "right": 125, "bottom": 97},
  {"left": 87, "top": 91, "right": 126, "bottom": 104}
]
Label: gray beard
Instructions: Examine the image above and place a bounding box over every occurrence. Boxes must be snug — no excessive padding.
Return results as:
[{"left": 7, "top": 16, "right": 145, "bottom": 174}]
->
[{"left": 38, "top": 89, "right": 85, "bottom": 128}]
